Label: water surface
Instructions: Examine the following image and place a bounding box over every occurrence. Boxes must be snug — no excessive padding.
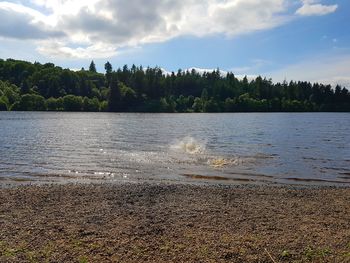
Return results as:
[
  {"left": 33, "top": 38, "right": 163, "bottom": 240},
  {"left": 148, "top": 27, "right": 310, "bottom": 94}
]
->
[{"left": 0, "top": 112, "right": 349, "bottom": 186}]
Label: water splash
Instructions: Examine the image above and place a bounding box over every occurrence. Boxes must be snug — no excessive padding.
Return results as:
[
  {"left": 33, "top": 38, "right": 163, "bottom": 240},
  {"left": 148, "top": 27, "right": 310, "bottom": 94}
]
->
[
  {"left": 170, "top": 137, "right": 245, "bottom": 169},
  {"left": 170, "top": 137, "right": 206, "bottom": 155},
  {"left": 208, "top": 157, "right": 244, "bottom": 168}
]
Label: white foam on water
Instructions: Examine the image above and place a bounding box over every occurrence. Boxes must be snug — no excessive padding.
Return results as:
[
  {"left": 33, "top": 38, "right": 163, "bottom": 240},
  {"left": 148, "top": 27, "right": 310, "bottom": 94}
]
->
[
  {"left": 170, "top": 136, "right": 206, "bottom": 155},
  {"left": 169, "top": 137, "right": 247, "bottom": 169}
]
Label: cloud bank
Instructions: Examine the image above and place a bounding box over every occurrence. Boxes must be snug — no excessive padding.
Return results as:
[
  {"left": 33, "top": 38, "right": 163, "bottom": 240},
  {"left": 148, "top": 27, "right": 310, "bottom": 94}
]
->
[{"left": 0, "top": 0, "right": 339, "bottom": 58}]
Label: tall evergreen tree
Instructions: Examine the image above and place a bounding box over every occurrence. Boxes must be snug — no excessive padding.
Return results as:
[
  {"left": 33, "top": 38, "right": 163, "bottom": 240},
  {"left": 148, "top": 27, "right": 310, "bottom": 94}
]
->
[
  {"left": 89, "top": 60, "right": 97, "bottom": 73},
  {"left": 104, "top": 61, "right": 113, "bottom": 86},
  {"left": 104, "top": 61, "right": 112, "bottom": 74}
]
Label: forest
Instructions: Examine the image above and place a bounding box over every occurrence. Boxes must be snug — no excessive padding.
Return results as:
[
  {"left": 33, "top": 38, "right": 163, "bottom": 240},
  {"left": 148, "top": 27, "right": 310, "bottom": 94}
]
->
[{"left": 0, "top": 58, "right": 349, "bottom": 112}]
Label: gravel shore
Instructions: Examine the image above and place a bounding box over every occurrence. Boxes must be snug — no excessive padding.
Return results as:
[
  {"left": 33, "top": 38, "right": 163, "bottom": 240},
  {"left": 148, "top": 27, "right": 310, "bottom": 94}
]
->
[{"left": 0, "top": 182, "right": 349, "bottom": 262}]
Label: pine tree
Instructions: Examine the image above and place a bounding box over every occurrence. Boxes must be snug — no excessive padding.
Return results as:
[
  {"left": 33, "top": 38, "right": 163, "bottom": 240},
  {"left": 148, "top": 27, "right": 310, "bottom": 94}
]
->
[
  {"left": 89, "top": 60, "right": 97, "bottom": 73},
  {"left": 104, "top": 61, "right": 112, "bottom": 86},
  {"left": 104, "top": 61, "right": 112, "bottom": 75}
]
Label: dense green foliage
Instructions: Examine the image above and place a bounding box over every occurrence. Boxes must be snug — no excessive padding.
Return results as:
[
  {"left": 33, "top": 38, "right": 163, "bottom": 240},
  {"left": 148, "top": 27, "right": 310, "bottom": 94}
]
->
[{"left": 0, "top": 58, "right": 349, "bottom": 112}]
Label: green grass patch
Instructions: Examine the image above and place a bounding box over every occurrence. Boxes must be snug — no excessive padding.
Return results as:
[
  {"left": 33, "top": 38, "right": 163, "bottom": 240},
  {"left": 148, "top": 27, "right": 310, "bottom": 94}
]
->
[{"left": 304, "top": 246, "right": 331, "bottom": 260}]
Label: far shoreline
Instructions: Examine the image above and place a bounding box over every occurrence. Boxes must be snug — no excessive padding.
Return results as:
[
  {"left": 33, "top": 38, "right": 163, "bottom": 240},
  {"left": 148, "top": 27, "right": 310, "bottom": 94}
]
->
[{"left": 2, "top": 111, "right": 350, "bottom": 114}]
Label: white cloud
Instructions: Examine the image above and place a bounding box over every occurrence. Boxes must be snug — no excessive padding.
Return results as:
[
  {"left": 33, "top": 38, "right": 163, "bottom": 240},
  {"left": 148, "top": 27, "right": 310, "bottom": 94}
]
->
[
  {"left": 296, "top": 0, "right": 338, "bottom": 16},
  {"left": 36, "top": 40, "right": 118, "bottom": 59},
  {"left": 0, "top": 0, "right": 340, "bottom": 58},
  {"left": 0, "top": 1, "right": 64, "bottom": 39},
  {"left": 266, "top": 53, "right": 350, "bottom": 87}
]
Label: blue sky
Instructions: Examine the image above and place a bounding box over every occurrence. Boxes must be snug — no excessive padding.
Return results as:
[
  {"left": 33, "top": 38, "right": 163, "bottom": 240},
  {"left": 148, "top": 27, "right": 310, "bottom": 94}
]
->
[{"left": 0, "top": 0, "right": 349, "bottom": 86}]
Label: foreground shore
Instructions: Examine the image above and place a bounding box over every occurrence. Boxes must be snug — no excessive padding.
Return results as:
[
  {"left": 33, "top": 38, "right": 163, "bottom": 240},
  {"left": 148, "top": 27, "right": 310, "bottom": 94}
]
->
[{"left": 0, "top": 182, "right": 349, "bottom": 262}]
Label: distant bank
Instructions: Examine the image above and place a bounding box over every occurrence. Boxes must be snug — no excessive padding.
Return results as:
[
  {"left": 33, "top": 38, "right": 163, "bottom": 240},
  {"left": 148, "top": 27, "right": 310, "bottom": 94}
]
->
[{"left": 0, "top": 58, "right": 349, "bottom": 112}]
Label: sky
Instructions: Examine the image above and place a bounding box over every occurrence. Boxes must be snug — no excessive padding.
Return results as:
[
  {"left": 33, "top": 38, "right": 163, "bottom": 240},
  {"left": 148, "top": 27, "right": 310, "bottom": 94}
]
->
[{"left": 0, "top": 0, "right": 349, "bottom": 87}]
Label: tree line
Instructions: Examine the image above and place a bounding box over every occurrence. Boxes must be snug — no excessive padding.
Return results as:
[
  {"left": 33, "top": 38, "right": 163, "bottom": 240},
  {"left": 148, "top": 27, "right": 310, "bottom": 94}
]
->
[{"left": 0, "top": 58, "right": 349, "bottom": 112}]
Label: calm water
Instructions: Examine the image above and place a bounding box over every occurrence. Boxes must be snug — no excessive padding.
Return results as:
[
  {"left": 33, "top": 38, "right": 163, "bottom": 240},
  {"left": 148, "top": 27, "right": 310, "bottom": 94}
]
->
[{"left": 0, "top": 112, "right": 349, "bottom": 186}]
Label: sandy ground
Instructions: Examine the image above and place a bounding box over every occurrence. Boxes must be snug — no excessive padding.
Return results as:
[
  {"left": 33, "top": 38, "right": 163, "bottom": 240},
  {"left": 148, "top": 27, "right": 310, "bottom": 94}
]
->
[{"left": 0, "top": 182, "right": 349, "bottom": 262}]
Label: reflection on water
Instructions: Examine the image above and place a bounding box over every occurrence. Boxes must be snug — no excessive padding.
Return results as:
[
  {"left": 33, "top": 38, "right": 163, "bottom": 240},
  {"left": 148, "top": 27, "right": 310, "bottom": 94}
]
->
[{"left": 0, "top": 112, "right": 349, "bottom": 186}]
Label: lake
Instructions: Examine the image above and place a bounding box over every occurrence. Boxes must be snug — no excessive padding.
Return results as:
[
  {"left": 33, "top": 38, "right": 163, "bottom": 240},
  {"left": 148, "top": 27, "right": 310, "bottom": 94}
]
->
[{"left": 0, "top": 112, "right": 349, "bottom": 186}]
